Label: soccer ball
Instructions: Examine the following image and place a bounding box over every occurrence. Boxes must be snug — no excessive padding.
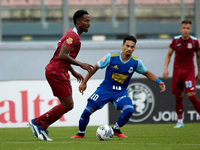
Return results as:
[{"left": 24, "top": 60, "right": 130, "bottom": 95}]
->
[{"left": 96, "top": 125, "right": 114, "bottom": 140}]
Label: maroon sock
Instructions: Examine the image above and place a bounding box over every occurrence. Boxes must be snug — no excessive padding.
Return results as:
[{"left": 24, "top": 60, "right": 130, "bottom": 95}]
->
[
  {"left": 175, "top": 96, "right": 184, "bottom": 119},
  {"left": 40, "top": 117, "right": 60, "bottom": 130},
  {"left": 188, "top": 95, "right": 200, "bottom": 114},
  {"left": 34, "top": 104, "right": 67, "bottom": 125}
]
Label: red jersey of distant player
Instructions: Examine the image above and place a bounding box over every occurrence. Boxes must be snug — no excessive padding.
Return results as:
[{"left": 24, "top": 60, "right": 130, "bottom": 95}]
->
[
  {"left": 170, "top": 35, "right": 200, "bottom": 69},
  {"left": 45, "top": 27, "right": 81, "bottom": 80}
]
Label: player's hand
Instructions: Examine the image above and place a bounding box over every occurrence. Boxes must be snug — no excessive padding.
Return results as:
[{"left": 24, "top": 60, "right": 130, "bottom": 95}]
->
[
  {"left": 80, "top": 63, "right": 94, "bottom": 73},
  {"left": 196, "top": 73, "right": 200, "bottom": 83},
  {"left": 72, "top": 71, "right": 84, "bottom": 83},
  {"left": 159, "top": 82, "right": 166, "bottom": 93},
  {"left": 163, "top": 69, "right": 169, "bottom": 80},
  {"left": 79, "top": 82, "right": 87, "bottom": 95}
]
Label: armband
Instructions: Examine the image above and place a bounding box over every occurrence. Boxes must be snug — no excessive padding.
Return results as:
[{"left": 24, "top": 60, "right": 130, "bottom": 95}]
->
[{"left": 156, "top": 78, "right": 162, "bottom": 85}]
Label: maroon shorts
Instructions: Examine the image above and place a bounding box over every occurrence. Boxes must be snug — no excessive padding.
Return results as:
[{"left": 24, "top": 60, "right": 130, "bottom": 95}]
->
[
  {"left": 45, "top": 70, "right": 72, "bottom": 98},
  {"left": 172, "top": 68, "right": 196, "bottom": 95}
]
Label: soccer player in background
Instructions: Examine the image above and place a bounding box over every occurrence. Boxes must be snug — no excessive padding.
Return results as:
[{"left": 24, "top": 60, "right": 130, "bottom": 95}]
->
[
  {"left": 71, "top": 35, "right": 166, "bottom": 138},
  {"left": 28, "top": 10, "right": 93, "bottom": 140},
  {"left": 163, "top": 20, "right": 200, "bottom": 128}
]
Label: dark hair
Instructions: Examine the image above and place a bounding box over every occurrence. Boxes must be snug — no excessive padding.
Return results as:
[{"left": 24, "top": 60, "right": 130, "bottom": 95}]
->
[
  {"left": 123, "top": 35, "right": 137, "bottom": 44},
  {"left": 73, "top": 10, "right": 89, "bottom": 25},
  {"left": 181, "top": 20, "right": 192, "bottom": 25}
]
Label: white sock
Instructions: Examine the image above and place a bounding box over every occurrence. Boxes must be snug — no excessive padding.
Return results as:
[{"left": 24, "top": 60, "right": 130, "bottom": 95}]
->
[
  {"left": 177, "top": 119, "right": 183, "bottom": 124},
  {"left": 79, "top": 131, "right": 85, "bottom": 134},
  {"left": 113, "top": 123, "right": 120, "bottom": 129}
]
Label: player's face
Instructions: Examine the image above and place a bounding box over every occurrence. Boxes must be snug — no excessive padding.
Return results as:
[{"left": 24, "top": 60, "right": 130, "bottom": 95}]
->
[
  {"left": 78, "top": 14, "right": 91, "bottom": 32},
  {"left": 122, "top": 40, "right": 136, "bottom": 57},
  {"left": 180, "top": 23, "right": 192, "bottom": 39}
]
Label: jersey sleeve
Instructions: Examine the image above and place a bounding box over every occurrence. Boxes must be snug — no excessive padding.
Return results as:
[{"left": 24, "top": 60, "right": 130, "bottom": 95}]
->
[
  {"left": 169, "top": 38, "right": 175, "bottom": 50},
  {"left": 195, "top": 39, "right": 200, "bottom": 52},
  {"left": 135, "top": 59, "right": 147, "bottom": 74},
  {"left": 97, "top": 53, "right": 111, "bottom": 69},
  {"left": 63, "top": 32, "right": 79, "bottom": 50}
]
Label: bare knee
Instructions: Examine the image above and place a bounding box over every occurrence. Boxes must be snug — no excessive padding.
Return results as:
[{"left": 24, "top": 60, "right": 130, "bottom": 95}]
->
[{"left": 187, "top": 92, "right": 195, "bottom": 97}]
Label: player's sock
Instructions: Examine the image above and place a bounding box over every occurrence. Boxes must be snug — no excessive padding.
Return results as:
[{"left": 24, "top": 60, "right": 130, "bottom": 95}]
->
[
  {"left": 40, "top": 117, "right": 60, "bottom": 130},
  {"left": 177, "top": 119, "right": 183, "bottom": 124},
  {"left": 175, "top": 96, "right": 184, "bottom": 119},
  {"left": 34, "top": 104, "right": 67, "bottom": 125},
  {"left": 79, "top": 107, "right": 93, "bottom": 132},
  {"left": 113, "top": 123, "right": 120, "bottom": 129},
  {"left": 188, "top": 95, "right": 200, "bottom": 114},
  {"left": 116, "top": 105, "right": 134, "bottom": 127}
]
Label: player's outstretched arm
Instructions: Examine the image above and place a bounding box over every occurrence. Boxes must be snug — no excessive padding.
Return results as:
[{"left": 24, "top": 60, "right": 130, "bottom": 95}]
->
[
  {"left": 163, "top": 48, "right": 173, "bottom": 80},
  {"left": 79, "top": 64, "right": 99, "bottom": 95},
  {"left": 59, "top": 44, "right": 94, "bottom": 73},
  {"left": 143, "top": 70, "right": 166, "bottom": 93}
]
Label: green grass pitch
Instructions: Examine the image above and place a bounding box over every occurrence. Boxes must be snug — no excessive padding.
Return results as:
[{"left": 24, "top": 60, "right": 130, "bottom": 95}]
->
[{"left": 0, "top": 123, "right": 200, "bottom": 150}]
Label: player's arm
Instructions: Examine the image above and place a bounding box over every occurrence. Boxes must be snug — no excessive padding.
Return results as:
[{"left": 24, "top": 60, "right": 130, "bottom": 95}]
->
[
  {"left": 79, "top": 53, "right": 111, "bottom": 95},
  {"left": 163, "top": 47, "right": 174, "bottom": 80},
  {"left": 136, "top": 59, "right": 166, "bottom": 93},
  {"left": 79, "top": 64, "right": 99, "bottom": 95},
  {"left": 59, "top": 44, "right": 93, "bottom": 73},
  {"left": 143, "top": 70, "right": 166, "bottom": 93},
  {"left": 69, "top": 65, "right": 84, "bottom": 83},
  {"left": 196, "top": 51, "right": 200, "bottom": 82}
]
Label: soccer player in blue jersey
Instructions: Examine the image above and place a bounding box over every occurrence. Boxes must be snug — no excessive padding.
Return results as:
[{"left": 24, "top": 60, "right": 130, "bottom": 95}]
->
[{"left": 71, "top": 35, "right": 166, "bottom": 138}]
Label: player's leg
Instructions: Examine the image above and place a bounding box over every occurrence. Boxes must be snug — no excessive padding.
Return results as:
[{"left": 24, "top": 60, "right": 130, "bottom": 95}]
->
[
  {"left": 185, "top": 69, "right": 200, "bottom": 118},
  {"left": 112, "top": 93, "right": 134, "bottom": 137},
  {"left": 71, "top": 87, "right": 110, "bottom": 138},
  {"left": 172, "top": 69, "right": 184, "bottom": 128},
  {"left": 174, "top": 94, "right": 184, "bottom": 128},
  {"left": 71, "top": 100, "right": 99, "bottom": 138},
  {"left": 187, "top": 92, "right": 200, "bottom": 115},
  {"left": 28, "top": 70, "right": 72, "bottom": 140}
]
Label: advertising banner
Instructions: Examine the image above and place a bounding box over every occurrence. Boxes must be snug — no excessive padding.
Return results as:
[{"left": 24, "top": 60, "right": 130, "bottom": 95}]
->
[
  {"left": 109, "top": 78, "right": 200, "bottom": 124},
  {"left": 0, "top": 80, "right": 108, "bottom": 128}
]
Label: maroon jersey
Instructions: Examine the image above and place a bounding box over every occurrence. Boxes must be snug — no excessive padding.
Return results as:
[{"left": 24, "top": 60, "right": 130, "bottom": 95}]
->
[
  {"left": 45, "top": 27, "right": 81, "bottom": 80},
  {"left": 169, "top": 35, "right": 200, "bottom": 69}
]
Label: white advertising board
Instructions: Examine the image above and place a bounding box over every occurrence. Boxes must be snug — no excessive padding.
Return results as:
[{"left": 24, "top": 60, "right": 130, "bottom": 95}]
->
[{"left": 0, "top": 79, "right": 108, "bottom": 128}]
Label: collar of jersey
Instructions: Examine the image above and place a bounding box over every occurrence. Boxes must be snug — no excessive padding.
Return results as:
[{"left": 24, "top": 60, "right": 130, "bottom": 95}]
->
[
  {"left": 119, "top": 51, "right": 131, "bottom": 64},
  {"left": 72, "top": 27, "right": 79, "bottom": 35}
]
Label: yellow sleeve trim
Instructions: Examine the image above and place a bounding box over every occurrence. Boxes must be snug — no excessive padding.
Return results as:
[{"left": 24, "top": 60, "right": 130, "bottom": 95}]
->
[
  {"left": 131, "top": 55, "right": 138, "bottom": 60},
  {"left": 111, "top": 52, "right": 120, "bottom": 57}
]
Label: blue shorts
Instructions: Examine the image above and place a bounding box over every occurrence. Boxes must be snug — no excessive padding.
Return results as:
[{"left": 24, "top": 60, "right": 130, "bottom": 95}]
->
[{"left": 88, "top": 86, "right": 133, "bottom": 111}]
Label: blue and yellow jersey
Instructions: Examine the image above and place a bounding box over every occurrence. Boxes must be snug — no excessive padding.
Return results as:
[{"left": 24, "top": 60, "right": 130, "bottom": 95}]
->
[{"left": 97, "top": 52, "right": 147, "bottom": 91}]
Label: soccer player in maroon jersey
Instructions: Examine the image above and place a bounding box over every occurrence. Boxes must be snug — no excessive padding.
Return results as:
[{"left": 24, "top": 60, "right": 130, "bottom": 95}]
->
[
  {"left": 163, "top": 20, "right": 200, "bottom": 128},
  {"left": 27, "top": 10, "right": 93, "bottom": 140}
]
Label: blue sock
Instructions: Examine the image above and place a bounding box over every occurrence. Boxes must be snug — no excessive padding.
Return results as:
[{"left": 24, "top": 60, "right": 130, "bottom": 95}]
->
[
  {"left": 117, "top": 105, "right": 134, "bottom": 127},
  {"left": 79, "top": 107, "right": 93, "bottom": 132},
  {"left": 79, "top": 101, "right": 99, "bottom": 132}
]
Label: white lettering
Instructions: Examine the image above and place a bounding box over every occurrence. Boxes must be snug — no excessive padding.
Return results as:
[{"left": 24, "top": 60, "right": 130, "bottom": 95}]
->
[
  {"left": 153, "top": 111, "right": 177, "bottom": 122},
  {"left": 187, "top": 111, "right": 199, "bottom": 120}
]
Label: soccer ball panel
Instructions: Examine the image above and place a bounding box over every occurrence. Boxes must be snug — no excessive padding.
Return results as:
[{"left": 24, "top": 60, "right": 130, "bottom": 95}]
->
[{"left": 96, "top": 125, "right": 114, "bottom": 140}]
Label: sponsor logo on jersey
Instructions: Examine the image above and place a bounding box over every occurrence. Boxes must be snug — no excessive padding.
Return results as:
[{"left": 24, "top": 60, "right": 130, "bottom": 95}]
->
[
  {"left": 111, "top": 72, "right": 129, "bottom": 84},
  {"left": 111, "top": 65, "right": 119, "bottom": 70},
  {"left": 101, "top": 56, "right": 106, "bottom": 62},
  {"left": 177, "top": 44, "right": 181, "bottom": 47},
  {"left": 127, "top": 82, "right": 155, "bottom": 122},
  {"left": 66, "top": 37, "right": 73, "bottom": 44},
  {"left": 128, "top": 67, "right": 133, "bottom": 73},
  {"left": 187, "top": 43, "right": 192, "bottom": 49}
]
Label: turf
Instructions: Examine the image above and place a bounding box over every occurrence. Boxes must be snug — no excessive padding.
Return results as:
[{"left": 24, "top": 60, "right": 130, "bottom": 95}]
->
[{"left": 0, "top": 123, "right": 200, "bottom": 150}]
